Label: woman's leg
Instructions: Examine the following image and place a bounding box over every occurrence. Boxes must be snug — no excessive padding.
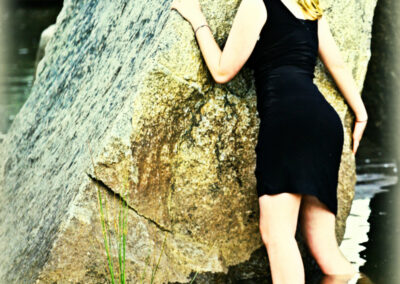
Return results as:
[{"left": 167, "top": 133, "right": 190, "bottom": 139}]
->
[
  {"left": 259, "top": 192, "right": 304, "bottom": 284},
  {"left": 299, "top": 194, "right": 358, "bottom": 276}
]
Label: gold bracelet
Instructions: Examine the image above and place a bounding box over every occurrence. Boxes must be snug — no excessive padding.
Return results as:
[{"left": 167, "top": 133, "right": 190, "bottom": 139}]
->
[{"left": 194, "top": 24, "right": 211, "bottom": 36}]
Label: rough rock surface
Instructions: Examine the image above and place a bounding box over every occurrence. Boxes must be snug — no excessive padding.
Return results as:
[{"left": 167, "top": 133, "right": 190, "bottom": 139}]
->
[{"left": 0, "top": 0, "right": 377, "bottom": 282}]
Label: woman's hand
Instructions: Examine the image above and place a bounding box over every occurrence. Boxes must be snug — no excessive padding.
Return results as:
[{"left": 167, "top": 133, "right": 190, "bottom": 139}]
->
[
  {"left": 352, "top": 119, "right": 368, "bottom": 154},
  {"left": 170, "top": 0, "right": 204, "bottom": 28}
]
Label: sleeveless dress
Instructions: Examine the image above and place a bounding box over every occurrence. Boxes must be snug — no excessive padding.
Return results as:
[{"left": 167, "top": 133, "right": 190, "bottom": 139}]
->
[{"left": 246, "top": 0, "right": 344, "bottom": 216}]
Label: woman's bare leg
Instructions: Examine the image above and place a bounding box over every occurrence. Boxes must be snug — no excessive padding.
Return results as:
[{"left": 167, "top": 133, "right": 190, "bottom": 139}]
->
[
  {"left": 259, "top": 192, "right": 304, "bottom": 284},
  {"left": 299, "top": 194, "right": 358, "bottom": 276}
]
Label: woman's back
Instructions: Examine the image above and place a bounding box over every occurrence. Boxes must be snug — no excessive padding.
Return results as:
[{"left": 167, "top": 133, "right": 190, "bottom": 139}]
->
[
  {"left": 248, "top": 0, "right": 319, "bottom": 83},
  {"left": 251, "top": 0, "right": 344, "bottom": 217}
]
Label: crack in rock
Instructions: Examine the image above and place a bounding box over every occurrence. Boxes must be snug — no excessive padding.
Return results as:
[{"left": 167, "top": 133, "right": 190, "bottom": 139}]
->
[{"left": 85, "top": 172, "right": 172, "bottom": 233}]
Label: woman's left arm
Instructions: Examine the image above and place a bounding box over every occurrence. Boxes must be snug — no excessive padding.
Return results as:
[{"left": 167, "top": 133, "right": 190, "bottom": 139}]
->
[
  {"left": 317, "top": 15, "right": 368, "bottom": 154},
  {"left": 317, "top": 15, "right": 368, "bottom": 121},
  {"left": 170, "top": 0, "right": 267, "bottom": 84}
]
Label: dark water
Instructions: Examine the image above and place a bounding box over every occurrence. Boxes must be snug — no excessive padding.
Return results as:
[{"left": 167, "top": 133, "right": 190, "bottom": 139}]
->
[
  {"left": 358, "top": 164, "right": 400, "bottom": 284},
  {"left": 340, "top": 156, "right": 399, "bottom": 284},
  {"left": 1, "top": 2, "right": 399, "bottom": 284}
]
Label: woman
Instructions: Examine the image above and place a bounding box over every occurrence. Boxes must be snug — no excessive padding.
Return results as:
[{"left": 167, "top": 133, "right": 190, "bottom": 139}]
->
[{"left": 170, "top": 0, "right": 368, "bottom": 283}]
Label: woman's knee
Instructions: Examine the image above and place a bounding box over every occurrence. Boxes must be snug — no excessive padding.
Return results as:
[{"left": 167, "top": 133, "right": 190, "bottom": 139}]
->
[{"left": 259, "top": 223, "right": 296, "bottom": 247}]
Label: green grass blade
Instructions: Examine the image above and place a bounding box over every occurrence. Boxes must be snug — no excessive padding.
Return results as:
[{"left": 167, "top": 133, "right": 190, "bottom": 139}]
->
[{"left": 87, "top": 141, "right": 116, "bottom": 284}]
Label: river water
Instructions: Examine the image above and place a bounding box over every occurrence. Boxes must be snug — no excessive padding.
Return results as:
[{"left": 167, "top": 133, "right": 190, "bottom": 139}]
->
[
  {"left": 1, "top": 2, "right": 398, "bottom": 284},
  {"left": 339, "top": 157, "right": 399, "bottom": 283}
]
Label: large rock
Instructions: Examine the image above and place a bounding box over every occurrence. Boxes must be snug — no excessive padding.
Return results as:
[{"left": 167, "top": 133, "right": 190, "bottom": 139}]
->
[{"left": 0, "top": 0, "right": 377, "bottom": 282}]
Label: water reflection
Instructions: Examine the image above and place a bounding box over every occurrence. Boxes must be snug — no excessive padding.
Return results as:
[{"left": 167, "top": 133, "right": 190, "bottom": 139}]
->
[
  {"left": 338, "top": 158, "right": 398, "bottom": 284},
  {"left": 319, "top": 272, "right": 374, "bottom": 284},
  {"left": 358, "top": 174, "right": 400, "bottom": 284}
]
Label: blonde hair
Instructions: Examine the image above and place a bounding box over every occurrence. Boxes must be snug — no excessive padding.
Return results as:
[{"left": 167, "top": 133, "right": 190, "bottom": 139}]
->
[{"left": 296, "top": 0, "right": 323, "bottom": 20}]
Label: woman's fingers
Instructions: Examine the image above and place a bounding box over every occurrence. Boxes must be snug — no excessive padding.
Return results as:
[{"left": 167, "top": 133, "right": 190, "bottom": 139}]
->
[
  {"left": 170, "top": 0, "right": 202, "bottom": 23},
  {"left": 353, "top": 139, "right": 359, "bottom": 154},
  {"left": 352, "top": 121, "right": 367, "bottom": 154}
]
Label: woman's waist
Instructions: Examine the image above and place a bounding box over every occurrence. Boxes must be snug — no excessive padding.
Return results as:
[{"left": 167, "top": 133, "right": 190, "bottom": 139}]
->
[
  {"left": 255, "top": 64, "right": 315, "bottom": 79},
  {"left": 255, "top": 89, "right": 327, "bottom": 117},
  {"left": 255, "top": 65, "right": 317, "bottom": 95}
]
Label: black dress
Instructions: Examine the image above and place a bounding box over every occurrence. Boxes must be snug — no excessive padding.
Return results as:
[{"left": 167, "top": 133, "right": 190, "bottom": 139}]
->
[{"left": 246, "top": 0, "right": 344, "bottom": 216}]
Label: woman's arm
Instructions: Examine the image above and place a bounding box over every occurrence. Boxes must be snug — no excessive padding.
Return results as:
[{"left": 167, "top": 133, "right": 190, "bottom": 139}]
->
[
  {"left": 171, "top": 0, "right": 267, "bottom": 84},
  {"left": 317, "top": 15, "right": 368, "bottom": 121}
]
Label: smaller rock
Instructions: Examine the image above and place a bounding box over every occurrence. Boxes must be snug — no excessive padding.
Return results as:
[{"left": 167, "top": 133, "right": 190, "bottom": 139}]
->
[{"left": 34, "top": 24, "right": 57, "bottom": 80}]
